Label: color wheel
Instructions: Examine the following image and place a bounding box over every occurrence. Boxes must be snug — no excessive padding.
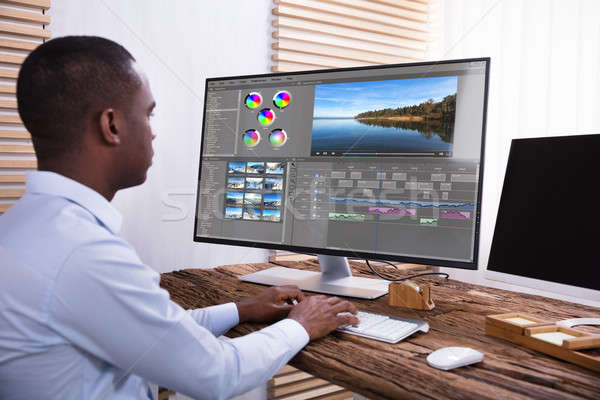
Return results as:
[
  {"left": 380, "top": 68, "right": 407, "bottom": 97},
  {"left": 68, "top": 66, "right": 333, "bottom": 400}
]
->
[
  {"left": 269, "top": 129, "right": 287, "bottom": 147},
  {"left": 242, "top": 129, "right": 260, "bottom": 147},
  {"left": 244, "top": 92, "right": 262, "bottom": 109},
  {"left": 273, "top": 91, "right": 291, "bottom": 109},
  {"left": 258, "top": 109, "right": 275, "bottom": 126}
]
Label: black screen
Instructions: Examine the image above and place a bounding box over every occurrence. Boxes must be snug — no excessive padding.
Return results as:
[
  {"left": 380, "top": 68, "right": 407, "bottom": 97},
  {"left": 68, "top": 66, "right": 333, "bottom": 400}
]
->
[{"left": 487, "top": 134, "right": 599, "bottom": 290}]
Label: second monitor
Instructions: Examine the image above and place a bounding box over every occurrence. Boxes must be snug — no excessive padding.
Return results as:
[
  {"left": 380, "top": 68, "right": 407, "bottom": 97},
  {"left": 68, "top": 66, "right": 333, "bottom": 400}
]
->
[{"left": 195, "top": 59, "right": 490, "bottom": 298}]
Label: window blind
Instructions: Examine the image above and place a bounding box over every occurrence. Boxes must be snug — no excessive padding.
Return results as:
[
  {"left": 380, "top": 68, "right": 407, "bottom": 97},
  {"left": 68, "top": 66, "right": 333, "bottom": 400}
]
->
[
  {"left": 271, "top": 0, "right": 435, "bottom": 72},
  {"left": 0, "top": 0, "right": 50, "bottom": 214}
]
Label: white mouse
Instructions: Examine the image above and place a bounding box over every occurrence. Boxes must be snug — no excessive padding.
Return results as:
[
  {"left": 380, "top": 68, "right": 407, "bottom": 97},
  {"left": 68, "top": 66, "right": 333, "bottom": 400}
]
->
[{"left": 426, "top": 347, "right": 484, "bottom": 370}]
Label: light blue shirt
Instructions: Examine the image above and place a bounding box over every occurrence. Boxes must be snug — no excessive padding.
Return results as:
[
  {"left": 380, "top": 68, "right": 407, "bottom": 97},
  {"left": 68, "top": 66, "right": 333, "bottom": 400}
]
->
[{"left": 0, "top": 171, "right": 309, "bottom": 400}]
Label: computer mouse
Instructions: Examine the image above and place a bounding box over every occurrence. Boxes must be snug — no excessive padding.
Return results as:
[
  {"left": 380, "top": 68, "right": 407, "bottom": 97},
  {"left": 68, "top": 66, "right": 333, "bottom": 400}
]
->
[{"left": 426, "top": 347, "right": 484, "bottom": 370}]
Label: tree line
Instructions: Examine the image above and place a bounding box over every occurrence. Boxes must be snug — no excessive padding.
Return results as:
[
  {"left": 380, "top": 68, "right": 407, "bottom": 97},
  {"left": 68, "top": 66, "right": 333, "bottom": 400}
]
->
[{"left": 355, "top": 94, "right": 456, "bottom": 120}]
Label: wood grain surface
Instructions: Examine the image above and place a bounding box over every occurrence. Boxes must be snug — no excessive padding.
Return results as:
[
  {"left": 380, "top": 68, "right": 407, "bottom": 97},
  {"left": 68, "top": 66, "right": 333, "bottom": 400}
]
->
[{"left": 160, "top": 261, "right": 600, "bottom": 400}]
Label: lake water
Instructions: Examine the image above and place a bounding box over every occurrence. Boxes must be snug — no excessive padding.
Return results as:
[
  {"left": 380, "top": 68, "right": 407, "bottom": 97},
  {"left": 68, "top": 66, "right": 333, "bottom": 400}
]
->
[{"left": 311, "top": 118, "right": 453, "bottom": 153}]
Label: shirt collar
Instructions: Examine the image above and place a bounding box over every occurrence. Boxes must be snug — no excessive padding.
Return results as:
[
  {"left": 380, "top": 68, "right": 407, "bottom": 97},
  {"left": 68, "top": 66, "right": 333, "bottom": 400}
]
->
[{"left": 26, "top": 171, "right": 123, "bottom": 234}]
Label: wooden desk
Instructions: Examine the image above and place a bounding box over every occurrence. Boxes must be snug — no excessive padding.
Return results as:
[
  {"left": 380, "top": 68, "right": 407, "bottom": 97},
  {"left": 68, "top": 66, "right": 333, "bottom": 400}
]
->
[{"left": 160, "top": 261, "right": 600, "bottom": 400}]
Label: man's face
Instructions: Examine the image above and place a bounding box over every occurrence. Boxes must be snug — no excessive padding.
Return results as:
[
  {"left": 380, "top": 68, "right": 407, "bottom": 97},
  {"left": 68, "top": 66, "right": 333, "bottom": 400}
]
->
[{"left": 117, "top": 63, "right": 156, "bottom": 188}]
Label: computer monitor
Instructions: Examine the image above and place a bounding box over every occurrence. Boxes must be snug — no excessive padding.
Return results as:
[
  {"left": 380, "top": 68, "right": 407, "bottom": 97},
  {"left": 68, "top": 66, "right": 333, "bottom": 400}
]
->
[
  {"left": 486, "top": 134, "right": 600, "bottom": 305},
  {"left": 194, "top": 58, "right": 490, "bottom": 298}
]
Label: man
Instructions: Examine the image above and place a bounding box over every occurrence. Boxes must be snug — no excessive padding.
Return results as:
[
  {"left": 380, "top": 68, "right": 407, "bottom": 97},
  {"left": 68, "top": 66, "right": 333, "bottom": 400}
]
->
[{"left": 0, "top": 36, "right": 358, "bottom": 400}]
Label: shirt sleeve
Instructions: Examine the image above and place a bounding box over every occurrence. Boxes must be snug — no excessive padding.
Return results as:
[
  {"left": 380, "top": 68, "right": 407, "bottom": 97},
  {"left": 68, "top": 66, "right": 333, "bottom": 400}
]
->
[
  {"left": 186, "top": 303, "right": 239, "bottom": 337},
  {"left": 48, "top": 238, "right": 309, "bottom": 400}
]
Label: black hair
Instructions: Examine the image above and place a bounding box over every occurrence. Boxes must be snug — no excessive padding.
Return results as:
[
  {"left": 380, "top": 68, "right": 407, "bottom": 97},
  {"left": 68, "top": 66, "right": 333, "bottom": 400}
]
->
[{"left": 17, "top": 36, "right": 141, "bottom": 161}]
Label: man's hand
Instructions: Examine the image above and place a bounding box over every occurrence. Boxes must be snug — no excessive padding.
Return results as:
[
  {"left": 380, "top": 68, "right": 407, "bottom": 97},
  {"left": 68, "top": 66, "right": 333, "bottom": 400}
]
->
[
  {"left": 236, "top": 285, "right": 304, "bottom": 324},
  {"left": 288, "top": 295, "right": 359, "bottom": 341}
]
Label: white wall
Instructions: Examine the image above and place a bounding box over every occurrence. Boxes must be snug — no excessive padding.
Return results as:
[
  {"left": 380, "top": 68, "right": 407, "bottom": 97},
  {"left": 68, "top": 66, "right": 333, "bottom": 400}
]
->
[
  {"left": 435, "top": 0, "right": 600, "bottom": 306},
  {"left": 48, "top": 0, "right": 273, "bottom": 272}
]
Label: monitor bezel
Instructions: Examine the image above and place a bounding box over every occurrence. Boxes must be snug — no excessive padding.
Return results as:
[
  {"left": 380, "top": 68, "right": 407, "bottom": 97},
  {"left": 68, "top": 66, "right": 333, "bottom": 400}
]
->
[{"left": 193, "top": 57, "right": 490, "bottom": 270}]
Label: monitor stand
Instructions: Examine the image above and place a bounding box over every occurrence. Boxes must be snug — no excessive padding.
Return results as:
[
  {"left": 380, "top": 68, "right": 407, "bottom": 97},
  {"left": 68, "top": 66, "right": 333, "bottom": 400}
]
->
[{"left": 239, "top": 254, "right": 389, "bottom": 299}]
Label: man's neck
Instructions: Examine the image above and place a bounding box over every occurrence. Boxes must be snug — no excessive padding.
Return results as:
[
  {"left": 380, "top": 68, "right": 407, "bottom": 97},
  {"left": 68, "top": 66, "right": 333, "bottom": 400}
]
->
[{"left": 37, "top": 161, "right": 117, "bottom": 201}]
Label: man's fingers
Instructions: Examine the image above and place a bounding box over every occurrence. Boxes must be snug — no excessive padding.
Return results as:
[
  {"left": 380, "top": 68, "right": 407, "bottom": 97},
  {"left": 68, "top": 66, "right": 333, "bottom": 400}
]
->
[
  {"left": 337, "top": 313, "right": 360, "bottom": 327},
  {"left": 275, "top": 286, "right": 304, "bottom": 302},
  {"left": 330, "top": 300, "right": 357, "bottom": 315},
  {"left": 326, "top": 296, "right": 343, "bottom": 305},
  {"left": 274, "top": 303, "right": 294, "bottom": 312}
]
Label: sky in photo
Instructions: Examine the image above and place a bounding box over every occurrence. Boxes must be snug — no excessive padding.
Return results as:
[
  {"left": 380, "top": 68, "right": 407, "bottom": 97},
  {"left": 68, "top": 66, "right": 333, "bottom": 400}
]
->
[{"left": 313, "top": 76, "right": 457, "bottom": 118}]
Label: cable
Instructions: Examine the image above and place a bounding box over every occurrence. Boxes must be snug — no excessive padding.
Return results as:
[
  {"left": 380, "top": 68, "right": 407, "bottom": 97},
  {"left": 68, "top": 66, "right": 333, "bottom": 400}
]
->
[
  {"left": 284, "top": 253, "right": 447, "bottom": 281},
  {"left": 365, "top": 259, "right": 449, "bottom": 282}
]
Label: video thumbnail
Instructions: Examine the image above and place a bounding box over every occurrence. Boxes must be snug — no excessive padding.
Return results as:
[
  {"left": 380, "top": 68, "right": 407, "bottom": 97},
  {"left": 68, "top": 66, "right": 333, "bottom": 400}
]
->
[
  {"left": 246, "top": 162, "right": 265, "bottom": 174},
  {"left": 264, "top": 178, "right": 283, "bottom": 191},
  {"left": 262, "top": 209, "right": 281, "bottom": 222},
  {"left": 225, "top": 207, "right": 242, "bottom": 219},
  {"left": 266, "top": 162, "right": 284, "bottom": 174},
  {"left": 226, "top": 192, "right": 243, "bottom": 206},
  {"left": 228, "top": 162, "right": 246, "bottom": 174},
  {"left": 245, "top": 177, "right": 263, "bottom": 190},
  {"left": 243, "top": 193, "right": 262, "bottom": 206},
  {"left": 243, "top": 208, "right": 261, "bottom": 220},
  {"left": 263, "top": 193, "right": 282, "bottom": 208},
  {"left": 227, "top": 177, "right": 245, "bottom": 189}
]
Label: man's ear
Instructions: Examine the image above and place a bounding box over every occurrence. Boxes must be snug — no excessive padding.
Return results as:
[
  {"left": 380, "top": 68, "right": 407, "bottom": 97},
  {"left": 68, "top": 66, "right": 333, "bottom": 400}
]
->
[{"left": 99, "top": 108, "right": 120, "bottom": 145}]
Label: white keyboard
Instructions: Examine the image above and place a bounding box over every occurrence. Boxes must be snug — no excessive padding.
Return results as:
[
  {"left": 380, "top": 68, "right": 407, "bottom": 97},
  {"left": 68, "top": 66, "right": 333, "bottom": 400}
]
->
[{"left": 337, "top": 311, "right": 429, "bottom": 344}]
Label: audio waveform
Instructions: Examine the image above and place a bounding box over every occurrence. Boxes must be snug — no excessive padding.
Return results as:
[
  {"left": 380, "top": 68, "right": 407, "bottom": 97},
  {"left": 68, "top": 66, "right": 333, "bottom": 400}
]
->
[
  {"left": 441, "top": 210, "right": 471, "bottom": 219},
  {"left": 328, "top": 213, "right": 365, "bottom": 222},
  {"left": 368, "top": 207, "right": 416, "bottom": 216},
  {"left": 331, "top": 197, "right": 475, "bottom": 210}
]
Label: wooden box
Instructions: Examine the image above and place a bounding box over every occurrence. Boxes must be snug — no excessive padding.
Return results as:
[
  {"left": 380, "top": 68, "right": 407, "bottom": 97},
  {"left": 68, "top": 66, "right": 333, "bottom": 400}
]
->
[
  {"left": 485, "top": 313, "right": 551, "bottom": 335},
  {"left": 485, "top": 313, "right": 600, "bottom": 372}
]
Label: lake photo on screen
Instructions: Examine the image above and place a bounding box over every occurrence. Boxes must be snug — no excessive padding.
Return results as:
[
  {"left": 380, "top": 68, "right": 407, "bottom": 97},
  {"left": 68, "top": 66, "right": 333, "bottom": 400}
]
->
[{"left": 310, "top": 76, "right": 457, "bottom": 155}]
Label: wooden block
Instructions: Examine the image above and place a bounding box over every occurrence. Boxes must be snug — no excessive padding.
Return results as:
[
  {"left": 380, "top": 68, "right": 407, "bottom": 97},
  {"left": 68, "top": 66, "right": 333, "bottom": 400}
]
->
[
  {"left": 388, "top": 280, "right": 434, "bottom": 310},
  {"left": 485, "top": 313, "right": 551, "bottom": 335}
]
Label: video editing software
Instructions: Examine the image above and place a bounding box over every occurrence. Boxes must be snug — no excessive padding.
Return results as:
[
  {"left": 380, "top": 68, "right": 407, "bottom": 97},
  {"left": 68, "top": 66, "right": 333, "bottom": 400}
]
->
[{"left": 196, "top": 60, "right": 488, "bottom": 264}]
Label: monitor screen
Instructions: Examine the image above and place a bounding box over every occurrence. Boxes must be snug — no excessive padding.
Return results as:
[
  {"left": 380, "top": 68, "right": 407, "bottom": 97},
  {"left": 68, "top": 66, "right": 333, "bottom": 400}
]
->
[
  {"left": 488, "top": 134, "right": 600, "bottom": 291},
  {"left": 195, "top": 59, "right": 489, "bottom": 268}
]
